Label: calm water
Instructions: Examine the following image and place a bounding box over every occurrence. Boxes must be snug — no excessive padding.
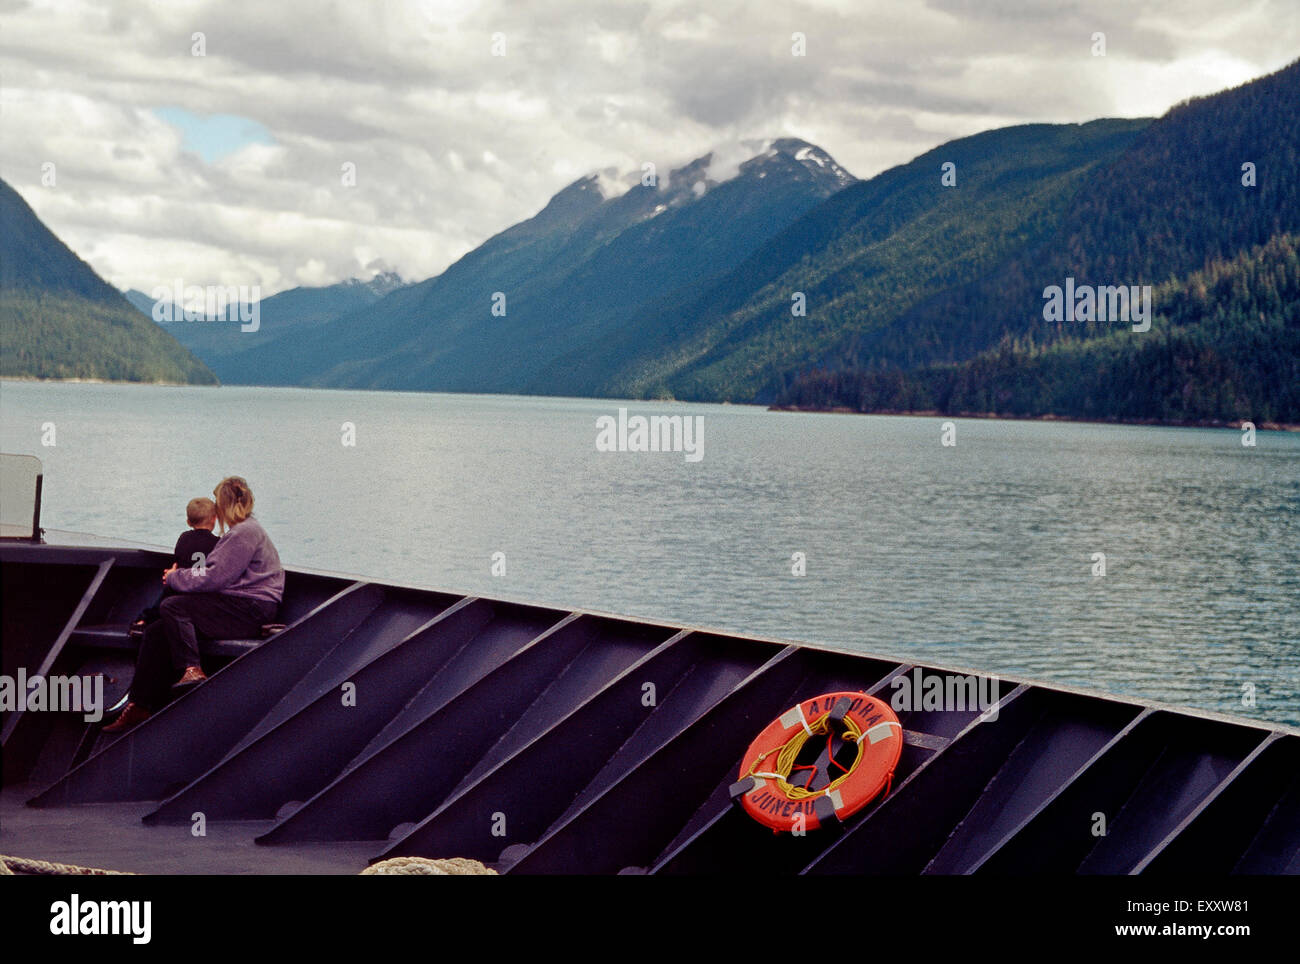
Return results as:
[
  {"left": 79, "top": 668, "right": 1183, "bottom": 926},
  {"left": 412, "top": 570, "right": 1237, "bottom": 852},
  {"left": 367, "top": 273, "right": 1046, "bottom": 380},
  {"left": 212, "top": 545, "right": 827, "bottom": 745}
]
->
[{"left": 3, "top": 380, "right": 1298, "bottom": 726}]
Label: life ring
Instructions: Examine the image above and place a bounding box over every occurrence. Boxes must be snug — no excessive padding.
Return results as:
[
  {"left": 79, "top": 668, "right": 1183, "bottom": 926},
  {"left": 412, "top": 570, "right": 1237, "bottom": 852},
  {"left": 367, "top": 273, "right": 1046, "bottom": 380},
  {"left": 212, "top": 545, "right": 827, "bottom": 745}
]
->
[{"left": 730, "top": 691, "right": 902, "bottom": 832}]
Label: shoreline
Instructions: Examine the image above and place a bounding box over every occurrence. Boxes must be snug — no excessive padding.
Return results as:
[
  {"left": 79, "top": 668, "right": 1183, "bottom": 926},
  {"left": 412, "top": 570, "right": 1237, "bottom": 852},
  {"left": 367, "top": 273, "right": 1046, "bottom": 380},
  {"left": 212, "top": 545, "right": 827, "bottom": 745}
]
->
[
  {"left": 767, "top": 404, "right": 1300, "bottom": 432},
  {"left": 0, "top": 375, "right": 201, "bottom": 387},
  {"left": 4, "top": 377, "right": 1295, "bottom": 431}
]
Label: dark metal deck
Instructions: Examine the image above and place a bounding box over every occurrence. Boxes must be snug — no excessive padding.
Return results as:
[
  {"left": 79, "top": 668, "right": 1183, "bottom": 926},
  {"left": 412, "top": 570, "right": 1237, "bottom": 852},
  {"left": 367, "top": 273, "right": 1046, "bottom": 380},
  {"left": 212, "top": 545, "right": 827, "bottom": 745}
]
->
[{"left": 2, "top": 541, "right": 1297, "bottom": 875}]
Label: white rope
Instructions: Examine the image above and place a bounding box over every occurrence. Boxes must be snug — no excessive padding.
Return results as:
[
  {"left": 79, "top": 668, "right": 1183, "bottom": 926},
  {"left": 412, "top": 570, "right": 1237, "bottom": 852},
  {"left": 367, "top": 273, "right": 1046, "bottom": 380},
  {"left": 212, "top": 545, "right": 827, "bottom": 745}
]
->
[{"left": 795, "top": 703, "right": 813, "bottom": 736}]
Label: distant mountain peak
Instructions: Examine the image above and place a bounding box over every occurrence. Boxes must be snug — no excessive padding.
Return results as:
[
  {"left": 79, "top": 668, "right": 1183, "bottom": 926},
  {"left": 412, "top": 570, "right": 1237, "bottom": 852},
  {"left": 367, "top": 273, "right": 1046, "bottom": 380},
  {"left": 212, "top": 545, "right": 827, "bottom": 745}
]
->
[
  {"left": 659, "top": 138, "right": 856, "bottom": 197},
  {"left": 126, "top": 270, "right": 406, "bottom": 305},
  {"left": 342, "top": 270, "right": 406, "bottom": 297},
  {"left": 569, "top": 138, "right": 856, "bottom": 210},
  {"left": 528, "top": 175, "right": 609, "bottom": 229},
  {"left": 747, "top": 138, "right": 856, "bottom": 188}
]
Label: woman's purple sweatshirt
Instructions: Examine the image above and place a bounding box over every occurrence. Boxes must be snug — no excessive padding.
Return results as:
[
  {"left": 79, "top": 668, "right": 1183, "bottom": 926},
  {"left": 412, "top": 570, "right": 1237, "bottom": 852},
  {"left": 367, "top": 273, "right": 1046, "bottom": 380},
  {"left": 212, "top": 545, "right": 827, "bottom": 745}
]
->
[{"left": 166, "top": 515, "right": 285, "bottom": 604}]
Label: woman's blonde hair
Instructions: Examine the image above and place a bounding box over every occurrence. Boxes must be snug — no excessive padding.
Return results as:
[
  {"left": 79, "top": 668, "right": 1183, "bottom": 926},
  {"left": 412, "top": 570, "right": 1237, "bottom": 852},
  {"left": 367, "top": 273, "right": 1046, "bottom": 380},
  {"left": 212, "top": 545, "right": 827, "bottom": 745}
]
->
[{"left": 213, "top": 476, "right": 254, "bottom": 532}]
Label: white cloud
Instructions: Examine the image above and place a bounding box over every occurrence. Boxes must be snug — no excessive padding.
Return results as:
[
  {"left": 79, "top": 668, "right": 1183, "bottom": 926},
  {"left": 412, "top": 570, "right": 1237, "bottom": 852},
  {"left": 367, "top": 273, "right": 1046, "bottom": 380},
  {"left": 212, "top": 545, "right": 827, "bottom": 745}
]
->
[{"left": 703, "top": 139, "right": 774, "bottom": 184}]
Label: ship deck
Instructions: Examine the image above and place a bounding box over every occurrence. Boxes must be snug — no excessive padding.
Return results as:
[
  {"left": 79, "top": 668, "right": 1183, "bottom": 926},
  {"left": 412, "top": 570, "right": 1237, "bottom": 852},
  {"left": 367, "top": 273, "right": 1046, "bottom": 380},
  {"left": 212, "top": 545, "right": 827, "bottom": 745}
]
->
[{"left": 3, "top": 539, "right": 1297, "bottom": 875}]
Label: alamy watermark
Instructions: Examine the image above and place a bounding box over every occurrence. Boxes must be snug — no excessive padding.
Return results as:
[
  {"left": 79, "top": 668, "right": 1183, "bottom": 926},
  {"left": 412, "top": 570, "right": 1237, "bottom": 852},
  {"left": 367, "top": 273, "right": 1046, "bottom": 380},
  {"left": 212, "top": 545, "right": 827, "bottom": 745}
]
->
[
  {"left": 149, "top": 279, "right": 260, "bottom": 332},
  {"left": 890, "top": 668, "right": 1000, "bottom": 720},
  {"left": 1043, "top": 277, "right": 1151, "bottom": 332},
  {"left": 50, "top": 895, "right": 151, "bottom": 944},
  {"left": 595, "top": 407, "right": 704, "bottom": 462},
  {"left": 0, "top": 670, "right": 104, "bottom": 722}
]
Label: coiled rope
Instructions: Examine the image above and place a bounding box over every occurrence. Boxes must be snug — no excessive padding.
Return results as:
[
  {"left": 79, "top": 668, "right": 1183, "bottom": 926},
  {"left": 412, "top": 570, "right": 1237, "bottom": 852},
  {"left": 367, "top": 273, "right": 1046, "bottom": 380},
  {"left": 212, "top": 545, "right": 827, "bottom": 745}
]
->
[
  {"left": 0, "top": 854, "right": 133, "bottom": 875},
  {"left": 746, "top": 705, "right": 867, "bottom": 799},
  {"left": 0, "top": 853, "right": 494, "bottom": 875},
  {"left": 361, "top": 857, "right": 496, "bottom": 875}
]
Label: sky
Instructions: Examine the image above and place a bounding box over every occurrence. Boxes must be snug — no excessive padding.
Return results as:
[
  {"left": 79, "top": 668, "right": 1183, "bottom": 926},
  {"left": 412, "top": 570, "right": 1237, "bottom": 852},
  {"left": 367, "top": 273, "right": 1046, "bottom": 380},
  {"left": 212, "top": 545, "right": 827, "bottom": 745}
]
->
[{"left": 1, "top": 0, "right": 1296, "bottom": 297}]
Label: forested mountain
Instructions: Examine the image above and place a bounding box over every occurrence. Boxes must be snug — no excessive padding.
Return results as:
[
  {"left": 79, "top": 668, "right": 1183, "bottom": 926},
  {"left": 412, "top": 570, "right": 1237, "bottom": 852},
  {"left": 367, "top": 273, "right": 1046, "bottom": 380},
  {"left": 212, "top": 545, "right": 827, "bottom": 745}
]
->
[
  {"left": 843, "top": 58, "right": 1298, "bottom": 366},
  {"left": 778, "top": 233, "right": 1300, "bottom": 423},
  {"left": 558, "top": 118, "right": 1151, "bottom": 400},
  {"left": 0, "top": 178, "right": 216, "bottom": 384},
  {"left": 773, "top": 59, "right": 1300, "bottom": 419},
  {"left": 127, "top": 272, "right": 406, "bottom": 381},
  {"left": 210, "top": 139, "right": 856, "bottom": 389}
]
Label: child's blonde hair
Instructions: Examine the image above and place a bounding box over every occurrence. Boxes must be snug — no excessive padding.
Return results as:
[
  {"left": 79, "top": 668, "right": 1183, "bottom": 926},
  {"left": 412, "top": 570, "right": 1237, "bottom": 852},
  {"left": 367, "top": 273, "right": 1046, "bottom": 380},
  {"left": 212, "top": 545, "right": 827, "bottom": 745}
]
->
[
  {"left": 186, "top": 497, "right": 216, "bottom": 527},
  {"left": 213, "top": 477, "right": 254, "bottom": 532}
]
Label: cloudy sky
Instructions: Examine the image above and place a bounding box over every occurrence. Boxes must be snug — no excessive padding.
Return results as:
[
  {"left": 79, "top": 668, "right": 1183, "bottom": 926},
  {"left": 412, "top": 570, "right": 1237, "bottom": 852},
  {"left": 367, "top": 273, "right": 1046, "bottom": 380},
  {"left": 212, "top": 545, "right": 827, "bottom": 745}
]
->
[{"left": 1, "top": 0, "right": 1296, "bottom": 297}]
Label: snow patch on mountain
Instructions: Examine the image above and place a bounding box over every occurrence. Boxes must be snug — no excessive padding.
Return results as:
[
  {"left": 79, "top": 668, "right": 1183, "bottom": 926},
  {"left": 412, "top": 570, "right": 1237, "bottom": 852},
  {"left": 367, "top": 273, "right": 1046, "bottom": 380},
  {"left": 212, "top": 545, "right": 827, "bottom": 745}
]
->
[
  {"left": 795, "top": 145, "right": 823, "bottom": 166},
  {"left": 580, "top": 137, "right": 854, "bottom": 209}
]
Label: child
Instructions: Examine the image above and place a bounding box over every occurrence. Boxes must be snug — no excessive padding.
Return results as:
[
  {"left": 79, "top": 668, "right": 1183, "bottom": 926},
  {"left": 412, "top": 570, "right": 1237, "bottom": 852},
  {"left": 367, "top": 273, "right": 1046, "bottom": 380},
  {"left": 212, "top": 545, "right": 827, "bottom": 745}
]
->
[
  {"left": 129, "top": 498, "right": 221, "bottom": 636},
  {"left": 173, "top": 497, "right": 220, "bottom": 572}
]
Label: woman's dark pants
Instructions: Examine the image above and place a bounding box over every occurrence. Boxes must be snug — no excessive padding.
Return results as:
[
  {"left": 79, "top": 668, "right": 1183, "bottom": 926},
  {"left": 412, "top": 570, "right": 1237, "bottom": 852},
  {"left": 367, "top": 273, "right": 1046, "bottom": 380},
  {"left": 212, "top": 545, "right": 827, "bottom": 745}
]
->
[{"left": 130, "top": 593, "right": 277, "bottom": 711}]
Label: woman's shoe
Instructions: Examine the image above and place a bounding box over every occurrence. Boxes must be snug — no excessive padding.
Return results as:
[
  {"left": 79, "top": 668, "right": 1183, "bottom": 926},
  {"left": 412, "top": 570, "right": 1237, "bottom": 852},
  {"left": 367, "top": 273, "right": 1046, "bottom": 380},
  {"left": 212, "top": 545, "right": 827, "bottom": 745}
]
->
[
  {"left": 171, "top": 666, "right": 208, "bottom": 690},
  {"left": 102, "top": 702, "right": 151, "bottom": 733}
]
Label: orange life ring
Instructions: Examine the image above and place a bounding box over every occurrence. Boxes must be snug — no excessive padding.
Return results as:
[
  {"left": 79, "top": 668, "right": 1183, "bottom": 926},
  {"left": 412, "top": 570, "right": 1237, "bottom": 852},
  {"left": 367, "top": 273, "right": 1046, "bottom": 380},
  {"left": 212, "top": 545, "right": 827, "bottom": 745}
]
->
[{"left": 731, "top": 691, "right": 902, "bottom": 832}]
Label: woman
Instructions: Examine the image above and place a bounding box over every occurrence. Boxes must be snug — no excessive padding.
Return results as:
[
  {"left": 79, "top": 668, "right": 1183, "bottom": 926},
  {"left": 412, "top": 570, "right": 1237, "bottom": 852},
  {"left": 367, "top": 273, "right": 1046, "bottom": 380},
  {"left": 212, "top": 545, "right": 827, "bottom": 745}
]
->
[{"left": 104, "top": 476, "right": 285, "bottom": 732}]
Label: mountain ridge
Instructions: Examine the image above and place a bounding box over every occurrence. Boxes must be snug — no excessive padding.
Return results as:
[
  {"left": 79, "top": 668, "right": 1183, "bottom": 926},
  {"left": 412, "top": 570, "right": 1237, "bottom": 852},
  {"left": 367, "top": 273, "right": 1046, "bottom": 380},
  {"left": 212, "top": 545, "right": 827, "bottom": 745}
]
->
[
  {"left": 215, "top": 137, "right": 857, "bottom": 389},
  {"left": 0, "top": 178, "right": 217, "bottom": 384}
]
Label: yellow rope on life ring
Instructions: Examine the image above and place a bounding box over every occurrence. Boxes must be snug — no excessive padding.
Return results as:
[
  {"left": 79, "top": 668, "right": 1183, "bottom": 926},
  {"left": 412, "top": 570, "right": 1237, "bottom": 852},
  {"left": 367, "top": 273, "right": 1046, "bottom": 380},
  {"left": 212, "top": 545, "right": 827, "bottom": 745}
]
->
[{"left": 746, "top": 708, "right": 866, "bottom": 800}]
